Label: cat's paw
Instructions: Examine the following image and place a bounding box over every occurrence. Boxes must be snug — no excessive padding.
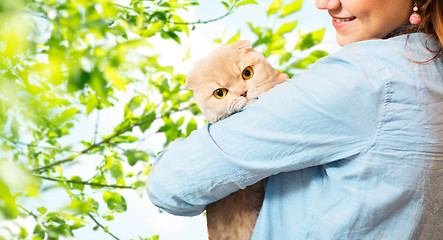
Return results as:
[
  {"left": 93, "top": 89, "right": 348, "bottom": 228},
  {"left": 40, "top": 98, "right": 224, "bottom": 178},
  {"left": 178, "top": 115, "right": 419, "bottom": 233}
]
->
[{"left": 230, "top": 97, "right": 248, "bottom": 112}]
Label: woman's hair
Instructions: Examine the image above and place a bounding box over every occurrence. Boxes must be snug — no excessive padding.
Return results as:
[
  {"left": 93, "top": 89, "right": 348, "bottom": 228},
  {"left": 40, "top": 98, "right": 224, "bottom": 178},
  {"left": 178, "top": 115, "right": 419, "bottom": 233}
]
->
[{"left": 418, "top": 0, "right": 443, "bottom": 47}]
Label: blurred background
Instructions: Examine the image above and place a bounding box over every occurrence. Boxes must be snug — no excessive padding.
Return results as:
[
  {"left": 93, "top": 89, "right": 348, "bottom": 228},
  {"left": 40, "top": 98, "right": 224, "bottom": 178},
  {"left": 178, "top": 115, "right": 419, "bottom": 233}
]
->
[{"left": 0, "top": 0, "right": 338, "bottom": 239}]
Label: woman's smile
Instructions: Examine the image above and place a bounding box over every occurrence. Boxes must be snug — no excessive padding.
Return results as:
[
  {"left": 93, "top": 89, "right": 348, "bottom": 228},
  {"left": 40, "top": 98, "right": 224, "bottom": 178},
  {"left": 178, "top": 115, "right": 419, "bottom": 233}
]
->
[
  {"left": 331, "top": 15, "right": 357, "bottom": 30},
  {"left": 316, "top": 0, "right": 412, "bottom": 46}
]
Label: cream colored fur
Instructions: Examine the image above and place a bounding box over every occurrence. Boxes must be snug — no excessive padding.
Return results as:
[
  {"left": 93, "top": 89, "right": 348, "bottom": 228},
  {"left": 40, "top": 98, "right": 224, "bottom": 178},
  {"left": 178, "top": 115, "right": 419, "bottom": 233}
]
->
[
  {"left": 186, "top": 40, "right": 284, "bottom": 123},
  {"left": 185, "top": 40, "right": 286, "bottom": 240}
]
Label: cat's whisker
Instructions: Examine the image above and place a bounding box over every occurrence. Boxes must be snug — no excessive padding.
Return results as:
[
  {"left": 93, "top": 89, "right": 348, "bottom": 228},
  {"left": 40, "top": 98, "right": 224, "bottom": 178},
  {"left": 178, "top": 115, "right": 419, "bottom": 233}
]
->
[
  {"left": 249, "top": 83, "right": 278, "bottom": 97},
  {"left": 247, "top": 73, "right": 279, "bottom": 98},
  {"left": 258, "top": 72, "right": 277, "bottom": 86}
]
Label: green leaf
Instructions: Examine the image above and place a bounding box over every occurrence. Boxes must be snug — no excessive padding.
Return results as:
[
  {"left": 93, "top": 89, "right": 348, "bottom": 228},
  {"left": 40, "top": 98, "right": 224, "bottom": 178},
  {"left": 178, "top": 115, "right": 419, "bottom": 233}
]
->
[
  {"left": 104, "top": 66, "right": 127, "bottom": 91},
  {"left": 267, "top": 0, "right": 283, "bottom": 16},
  {"left": 71, "top": 221, "right": 85, "bottom": 230},
  {"left": 19, "top": 227, "right": 28, "bottom": 239},
  {"left": 247, "top": 22, "right": 261, "bottom": 37},
  {"left": 139, "top": 112, "right": 156, "bottom": 132},
  {"left": 124, "top": 95, "right": 144, "bottom": 118},
  {"left": 102, "top": 214, "right": 114, "bottom": 221},
  {"left": 90, "top": 175, "right": 106, "bottom": 190},
  {"left": 112, "top": 135, "right": 138, "bottom": 143},
  {"left": 280, "top": 0, "right": 303, "bottom": 17},
  {"left": 37, "top": 207, "right": 47, "bottom": 215},
  {"left": 68, "top": 69, "right": 90, "bottom": 92},
  {"left": 87, "top": 198, "right": 100, "bottom": 212},
  {"left": 226, "top": 31, "right": 240, "bottom": 44},
  {"left": 182, "top": 47, "right": 192, "bottom": 61},
  {"left": 70, "top": 176, "right": 84, "bottom": 192},
  {"left": 0, "top": 180, "right": 18, "bottom": 219},
  {"left": 58, "top": 108, "right": 79, "bottom": 123},
  {"left": 236, "top": 0, "right": 258, "bottom": 8},
  {"left": 89, "top": 69, "right": 108, "bottom": 101},
  {"left": 186, "top": 1, "right": 199, "bottom": 6},
  {"left": 279, "top": 52, "right": 292, "bottom": 65},
  {"left": 295, "top": 28, "right": 326, "bottom": 50},
  {"left": 221, "top": 1, "right": 230, "bottom": 10},
  {"left": 264, "top": 35, "right": 287, "bottom": 56},
  {"left": 33, "top": 224, "right": 45, "bottom": 240},
  {"left": 176, "top": 116, "right": 185, "bottom": 127},
  {"left": 275, "top": 21, "right": 298, "bottom": 35},
  {"left": 67, "top": 198, "right": 83, "bottom": 213},
  {"left": 148, "top": 11, "right": 167, "bottom": 22},
  {"left": 171, "top": 16, "right": 190, "bottom": 36},
  {"left": 103, "top": 191, "right": 127, "bottom": 212},
  {"left": 161, "top": 31, "right": 181, "bottom": 44},
  {"left": 84, "top": 94, "right": 99, "bottom": 115},
  {"left": 160, "top": 1, "right": 182, "bottom": 8},
  {"left": 67, "top": 198, "right": 94, "bottom": 214},
  {"left": 110, "top": 161, "right": 123, "bottom": 180},
  {"left": 311, "top": 50, "right": 329, "bottom": 58},
  {"left": 140, "top": 22, "right": 164, "bottom": 38},
  {"left": 130, "top": 96, "right": 144, "bottom": 111},
  {"left": 124, "top": 150, "right": 148, "bottom": 166},
  {"left": 186, "top": 118, "right": 197, "bottom": 136}
]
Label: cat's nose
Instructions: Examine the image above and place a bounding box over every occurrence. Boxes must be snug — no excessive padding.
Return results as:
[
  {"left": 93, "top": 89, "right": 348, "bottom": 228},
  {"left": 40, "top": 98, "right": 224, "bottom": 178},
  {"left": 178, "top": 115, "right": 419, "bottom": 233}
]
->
[{"left": 241, "top": 91, "right": 248, "bottom": 97}]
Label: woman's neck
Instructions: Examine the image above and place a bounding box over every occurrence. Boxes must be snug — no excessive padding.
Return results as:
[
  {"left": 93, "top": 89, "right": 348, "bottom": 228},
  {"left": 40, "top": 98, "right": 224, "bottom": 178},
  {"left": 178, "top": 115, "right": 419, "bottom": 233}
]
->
[{"left": 383, "top": 24, "right": 419, "bottom": 39}]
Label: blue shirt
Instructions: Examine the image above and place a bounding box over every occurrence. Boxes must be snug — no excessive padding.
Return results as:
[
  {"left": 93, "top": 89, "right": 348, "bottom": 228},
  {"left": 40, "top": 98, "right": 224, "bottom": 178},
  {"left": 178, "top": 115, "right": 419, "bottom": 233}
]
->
[{"left": 147, "top": 33, "right": 443, "bottom": 239}]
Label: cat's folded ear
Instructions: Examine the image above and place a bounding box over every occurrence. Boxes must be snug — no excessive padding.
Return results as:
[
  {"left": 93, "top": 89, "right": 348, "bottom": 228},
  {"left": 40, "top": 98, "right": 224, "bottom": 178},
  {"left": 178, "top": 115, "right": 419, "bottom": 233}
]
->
[
  {"left": 185, "top": 40, "right": 251, "bottom": 90},
  {"left": 230, "top": 40, "right": 251, "bottom": 51},
  {"left": 185, "top": 68, "right": 195, "bottom": 90}
]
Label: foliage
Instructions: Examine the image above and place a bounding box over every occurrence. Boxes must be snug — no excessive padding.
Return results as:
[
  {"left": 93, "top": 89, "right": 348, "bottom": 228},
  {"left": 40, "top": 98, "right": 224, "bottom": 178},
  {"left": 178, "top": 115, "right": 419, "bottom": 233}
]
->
[{"left": 0, "top": 0, "right": 328, "bottom": 239}]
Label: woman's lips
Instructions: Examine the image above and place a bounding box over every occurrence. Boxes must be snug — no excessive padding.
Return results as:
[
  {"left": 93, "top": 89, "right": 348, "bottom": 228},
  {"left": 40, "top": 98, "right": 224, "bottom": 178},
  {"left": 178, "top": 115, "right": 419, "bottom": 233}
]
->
[{"left": 331, "top": 16, "right": 357, "bottom": 30}]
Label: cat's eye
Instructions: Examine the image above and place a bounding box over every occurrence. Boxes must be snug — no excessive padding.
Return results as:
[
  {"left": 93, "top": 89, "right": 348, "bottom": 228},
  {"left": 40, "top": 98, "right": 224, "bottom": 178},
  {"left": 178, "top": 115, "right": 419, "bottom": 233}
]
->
[
  {"left": 213, "top": 88, "right": 228, "bottom": 99},
  {"left": 242, "top": 66, "right": 254, "bottom": 80}
]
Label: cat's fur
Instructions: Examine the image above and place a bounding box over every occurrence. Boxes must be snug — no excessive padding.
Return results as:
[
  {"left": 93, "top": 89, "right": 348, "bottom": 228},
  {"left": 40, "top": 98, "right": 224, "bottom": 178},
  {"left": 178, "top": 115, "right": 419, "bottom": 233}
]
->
[{"left": 185, "top": 40, "right": 286, "bottom": 240}]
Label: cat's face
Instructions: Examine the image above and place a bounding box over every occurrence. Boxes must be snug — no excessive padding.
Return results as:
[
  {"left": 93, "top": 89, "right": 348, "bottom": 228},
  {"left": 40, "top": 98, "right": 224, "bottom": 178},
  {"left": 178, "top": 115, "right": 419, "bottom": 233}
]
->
[{"left": 186, "top": 40, "right": 284, "bottom": 123}]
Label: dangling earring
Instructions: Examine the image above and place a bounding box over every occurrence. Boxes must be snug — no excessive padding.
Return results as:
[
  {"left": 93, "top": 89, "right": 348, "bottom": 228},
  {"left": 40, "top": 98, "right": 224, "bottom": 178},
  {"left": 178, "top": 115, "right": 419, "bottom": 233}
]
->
[{"left": 409, "top": 2, "right": 421, "bottom": 24}]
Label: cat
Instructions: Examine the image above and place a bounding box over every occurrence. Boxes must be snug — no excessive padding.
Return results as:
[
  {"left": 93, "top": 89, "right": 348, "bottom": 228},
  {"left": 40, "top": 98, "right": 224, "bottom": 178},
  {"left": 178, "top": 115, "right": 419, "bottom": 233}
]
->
[{"left": 185, "top": 40, "right": 287, "bottom": 240}]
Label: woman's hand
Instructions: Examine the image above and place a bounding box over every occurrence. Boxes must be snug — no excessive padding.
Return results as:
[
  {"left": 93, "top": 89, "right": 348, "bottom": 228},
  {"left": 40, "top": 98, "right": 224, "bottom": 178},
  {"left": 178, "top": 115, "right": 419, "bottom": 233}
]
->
[{"left": 274, "top": 70, "right": 289, "bottom": 84}]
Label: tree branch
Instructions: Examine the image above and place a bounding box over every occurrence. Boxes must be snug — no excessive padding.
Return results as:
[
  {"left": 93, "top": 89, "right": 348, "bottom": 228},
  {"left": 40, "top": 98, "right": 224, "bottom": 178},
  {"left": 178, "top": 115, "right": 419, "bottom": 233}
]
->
[
  {"left": 167, "top": 1, "right": 237, "bottom": 25},
  {"left": 17, "top": 205, "right": 44, "bottom": 232},
  {"left": 115, "top": 1, "right": 238, "bottom": 25},
  {"left": 18, "top": 205, "right": 39, "bottom": 220},
  {"left": 32, "top": 104, "right": 195, "bottom": 172},
  {"left": 88, "top": 213, "right": 120, "bottom": 240},
  {"left": 0, "top": 134, "right": 77, "bottom": 153},
  {"left": 34, "top": 174, "right": 134, "bottom": 189}
]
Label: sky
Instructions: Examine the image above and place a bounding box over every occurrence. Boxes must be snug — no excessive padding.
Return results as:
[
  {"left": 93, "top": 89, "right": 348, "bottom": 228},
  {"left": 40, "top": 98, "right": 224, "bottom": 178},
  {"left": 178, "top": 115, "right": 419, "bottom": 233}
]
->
[
  {"left": 45, "top": 1, "right": 339, "bottom": 239},
  {"left": 152, "top": 0, "right": 340, "bottom": 74}
]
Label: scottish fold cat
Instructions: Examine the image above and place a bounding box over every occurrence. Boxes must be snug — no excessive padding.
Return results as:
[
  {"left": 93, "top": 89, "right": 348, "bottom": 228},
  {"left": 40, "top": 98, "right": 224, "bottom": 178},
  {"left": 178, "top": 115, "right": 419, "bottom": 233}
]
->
[{"left": 185, "top": 40, "right": 287, "bottom": 240}]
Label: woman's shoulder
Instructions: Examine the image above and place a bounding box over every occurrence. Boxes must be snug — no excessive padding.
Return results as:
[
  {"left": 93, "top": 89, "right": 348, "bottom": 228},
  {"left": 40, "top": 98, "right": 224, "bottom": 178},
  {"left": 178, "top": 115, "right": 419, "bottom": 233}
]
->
[
  {"left": 328, "top": 33, "right": 439, "bottom": 63},
  {"left": 310, "top": 33, "right": 440, "bottom": 78}
]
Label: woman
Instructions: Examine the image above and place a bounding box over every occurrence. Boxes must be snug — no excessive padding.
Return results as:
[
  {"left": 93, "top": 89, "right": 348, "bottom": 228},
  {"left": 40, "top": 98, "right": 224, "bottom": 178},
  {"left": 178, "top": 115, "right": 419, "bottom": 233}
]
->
[{"left": 147, "top": 0, "right": 443, "bottom": 239}]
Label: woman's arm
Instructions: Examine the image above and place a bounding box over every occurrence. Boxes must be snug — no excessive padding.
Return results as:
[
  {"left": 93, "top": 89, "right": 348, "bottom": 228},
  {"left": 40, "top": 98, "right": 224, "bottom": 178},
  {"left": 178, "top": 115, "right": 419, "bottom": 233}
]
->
[{"left": 147, "top": 44, "right": 385, "bottom": 216}]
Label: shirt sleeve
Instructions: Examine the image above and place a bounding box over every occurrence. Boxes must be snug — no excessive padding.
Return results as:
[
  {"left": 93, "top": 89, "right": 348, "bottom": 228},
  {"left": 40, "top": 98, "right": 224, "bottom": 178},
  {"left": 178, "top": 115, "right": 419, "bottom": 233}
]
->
[{"left": 147, "top": 47, "right": 385, "bottom": 216}]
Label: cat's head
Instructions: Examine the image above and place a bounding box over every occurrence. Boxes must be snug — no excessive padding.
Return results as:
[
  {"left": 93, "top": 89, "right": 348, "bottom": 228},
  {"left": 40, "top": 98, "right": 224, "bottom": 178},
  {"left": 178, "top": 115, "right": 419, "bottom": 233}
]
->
[{"left": 186, "top": 40, "right": 283, "bottom": 123}]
